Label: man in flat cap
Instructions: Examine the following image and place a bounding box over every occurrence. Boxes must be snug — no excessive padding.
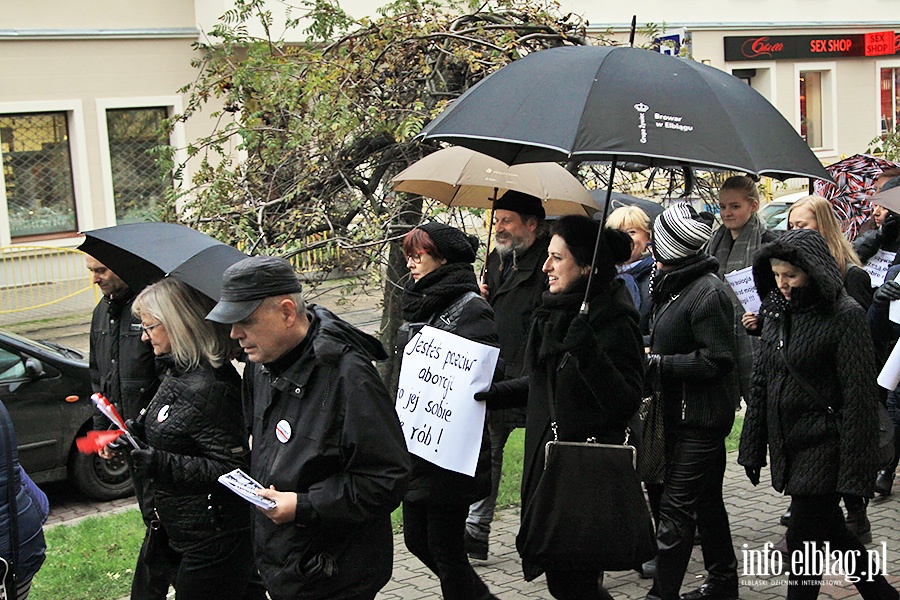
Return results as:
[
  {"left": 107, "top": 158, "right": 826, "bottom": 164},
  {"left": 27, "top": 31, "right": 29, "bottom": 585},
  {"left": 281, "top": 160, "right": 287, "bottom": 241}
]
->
[
  {"left": 465, "top": 190, "right": 549, "bottom": 560},
  {"left": 207, "top": 256, "right": 410, "bottom": 600}
]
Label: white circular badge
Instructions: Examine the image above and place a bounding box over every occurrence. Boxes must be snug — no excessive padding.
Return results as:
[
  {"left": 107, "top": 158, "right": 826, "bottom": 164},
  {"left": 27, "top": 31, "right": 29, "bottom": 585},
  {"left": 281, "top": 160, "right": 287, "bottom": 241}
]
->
[
  {"left": 275, "top": 419, "right": 292, "bottom": 444},
  {"left": 157, "top": 405, "right": 170, "bottom": 422}
]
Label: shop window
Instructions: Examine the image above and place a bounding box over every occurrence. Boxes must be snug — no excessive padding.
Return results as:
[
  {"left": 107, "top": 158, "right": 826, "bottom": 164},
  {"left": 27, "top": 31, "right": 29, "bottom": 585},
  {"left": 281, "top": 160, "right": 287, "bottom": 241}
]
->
[
  {"left": 881, "top": 67, "right": 900, "bottom": 134},
  {"left": 799, "top": 71, "right": 824, "bottom": 148},
  {"left": 0, "top": 113, "right": 77, "bottom": 238},
  {"left": 105, "top": 107, "right": 171, "bottom": 224}
]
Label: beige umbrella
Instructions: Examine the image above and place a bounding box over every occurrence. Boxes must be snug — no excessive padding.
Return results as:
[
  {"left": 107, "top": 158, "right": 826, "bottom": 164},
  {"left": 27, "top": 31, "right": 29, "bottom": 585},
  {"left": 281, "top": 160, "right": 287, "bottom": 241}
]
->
[
  {"left": 392, "top": 146, "right": 598, "bottom": 215},
  {"left": 870, "top": 180, "right": 900, "bottom": 214}
]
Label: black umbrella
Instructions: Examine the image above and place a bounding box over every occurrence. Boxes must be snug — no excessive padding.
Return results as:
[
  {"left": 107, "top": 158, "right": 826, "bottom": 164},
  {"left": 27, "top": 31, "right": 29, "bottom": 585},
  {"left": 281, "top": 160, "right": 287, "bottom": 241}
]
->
[
  {"left": 591, "top": 190, "right": 665, "bottom": 222},
  {"left": 79, "top": 223, "right": 248, "bottom": 299},
  {"left": 418, "top": 45, "right": 829, "bottom": 182},
  {"left": 419, "top": 45, "right": 831, "bottom": 312}
]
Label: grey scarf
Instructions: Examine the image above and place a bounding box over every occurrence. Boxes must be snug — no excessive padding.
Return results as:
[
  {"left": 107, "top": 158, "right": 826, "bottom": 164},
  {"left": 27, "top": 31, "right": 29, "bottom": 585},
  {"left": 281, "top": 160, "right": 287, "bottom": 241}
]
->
[{"left": 707, "top": 214, "right": 769, "bottom": 277}]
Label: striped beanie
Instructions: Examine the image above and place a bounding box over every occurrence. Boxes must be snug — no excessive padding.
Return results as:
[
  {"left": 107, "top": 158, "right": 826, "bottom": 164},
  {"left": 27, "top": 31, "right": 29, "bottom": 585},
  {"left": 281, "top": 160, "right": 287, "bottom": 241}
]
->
[{"left": 652, "top": 203, "right": 713, "bottom": 265}]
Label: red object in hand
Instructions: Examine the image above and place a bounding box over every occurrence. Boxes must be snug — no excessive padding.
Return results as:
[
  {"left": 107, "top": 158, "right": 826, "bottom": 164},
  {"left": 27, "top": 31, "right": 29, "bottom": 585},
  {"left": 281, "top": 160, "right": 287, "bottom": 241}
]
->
[{"left": 75, "top": 430, "right": 124, "bottom": 454}]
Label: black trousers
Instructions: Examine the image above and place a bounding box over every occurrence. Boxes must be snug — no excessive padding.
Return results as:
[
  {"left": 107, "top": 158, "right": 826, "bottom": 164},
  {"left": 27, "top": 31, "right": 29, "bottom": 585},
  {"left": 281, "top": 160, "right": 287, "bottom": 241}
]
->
[
  {"left": 786, "top": 494, "right": 898, "bottom": 600},
  {"left": 403, "top": 500, "right": 494, "bottom": 600},
  {"left": 652, "top": 430, "right": 737, "bottom": 600},
  {"left": 545, "top": 569, "right": 608, "bottom": 600}
]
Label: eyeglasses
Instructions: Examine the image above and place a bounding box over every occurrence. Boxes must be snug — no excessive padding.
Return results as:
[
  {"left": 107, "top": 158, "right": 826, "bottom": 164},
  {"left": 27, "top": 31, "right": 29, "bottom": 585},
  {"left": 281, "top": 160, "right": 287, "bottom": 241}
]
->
[
  {"left": 405, "top": 253, "right": 427, "bottom": 264},
  {"left": 141, "top": 322, "right": 163, "bottom": 335}
]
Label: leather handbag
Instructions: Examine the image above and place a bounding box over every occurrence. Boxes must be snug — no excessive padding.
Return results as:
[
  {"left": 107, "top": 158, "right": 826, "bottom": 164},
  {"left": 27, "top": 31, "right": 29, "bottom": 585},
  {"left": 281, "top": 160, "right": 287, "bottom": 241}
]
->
[{"left": 516, "top": 363, "right": 657, "bottom": 573}]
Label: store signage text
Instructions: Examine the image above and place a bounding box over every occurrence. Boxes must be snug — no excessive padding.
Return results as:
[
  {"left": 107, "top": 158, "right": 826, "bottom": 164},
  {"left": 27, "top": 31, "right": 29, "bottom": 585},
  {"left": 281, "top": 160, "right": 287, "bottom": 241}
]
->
[{"left": 725, "top": 32, "right": 897, "bottom": 61}]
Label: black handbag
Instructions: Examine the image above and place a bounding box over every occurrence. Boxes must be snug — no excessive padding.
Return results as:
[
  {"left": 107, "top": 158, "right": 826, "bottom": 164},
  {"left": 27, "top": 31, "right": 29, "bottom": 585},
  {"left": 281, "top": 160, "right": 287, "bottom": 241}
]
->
[{"left": 516, "top": 363, "right": 657, "bottom": 573}]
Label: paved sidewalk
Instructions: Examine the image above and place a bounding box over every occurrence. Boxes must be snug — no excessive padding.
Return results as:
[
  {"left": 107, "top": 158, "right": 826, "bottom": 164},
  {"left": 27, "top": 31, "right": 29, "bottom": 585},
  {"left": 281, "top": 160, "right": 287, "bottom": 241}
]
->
[{"left": 378, "top": 459, "right": 900, "bottom": 599}]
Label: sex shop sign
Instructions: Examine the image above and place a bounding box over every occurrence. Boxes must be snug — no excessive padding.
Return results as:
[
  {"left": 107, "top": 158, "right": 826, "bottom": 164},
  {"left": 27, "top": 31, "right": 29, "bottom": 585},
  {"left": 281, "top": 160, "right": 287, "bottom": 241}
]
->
[{"left": 725, "top": 31, "right": 898, "bottom": 62}]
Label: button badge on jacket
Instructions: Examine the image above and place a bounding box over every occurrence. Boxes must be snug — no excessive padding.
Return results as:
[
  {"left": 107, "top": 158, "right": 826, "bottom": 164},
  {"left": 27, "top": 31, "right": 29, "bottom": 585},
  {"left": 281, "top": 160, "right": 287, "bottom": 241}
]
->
[
  {"left": 275, "top": 419, "right": 292, "bottom": 443},
  {"left": 157, "top": 405, "right": 170, "bottom": 422}
]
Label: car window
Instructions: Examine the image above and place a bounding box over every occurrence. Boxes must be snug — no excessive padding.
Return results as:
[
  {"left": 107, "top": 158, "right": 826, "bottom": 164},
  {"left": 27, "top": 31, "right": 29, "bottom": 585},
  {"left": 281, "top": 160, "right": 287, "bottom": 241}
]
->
[{"left": 0, "top": 348, "right": 26, "bottom": 382}]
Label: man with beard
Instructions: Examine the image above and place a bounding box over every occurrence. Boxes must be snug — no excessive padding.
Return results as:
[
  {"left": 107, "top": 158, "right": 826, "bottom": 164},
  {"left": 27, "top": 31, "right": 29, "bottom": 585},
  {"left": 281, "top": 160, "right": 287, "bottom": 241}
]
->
[{"left": 465, "top": 190, "right": 549, "bottom": 561}]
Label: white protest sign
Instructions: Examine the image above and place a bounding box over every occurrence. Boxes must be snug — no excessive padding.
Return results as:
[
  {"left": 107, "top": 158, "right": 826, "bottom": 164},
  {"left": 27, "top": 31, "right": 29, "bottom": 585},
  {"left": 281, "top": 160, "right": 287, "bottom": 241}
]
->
[
  {"left": 395, "top": 325, "right": 499, "bottom": 476},
  {"left": 864, "top": 249, "right": 897, "bottom": 288},
  {"left": 887, "top": 270, "right": 900, "bottom": 326},
  {"left": 725, "top": 266, "right": 761, "bottom": 315}
]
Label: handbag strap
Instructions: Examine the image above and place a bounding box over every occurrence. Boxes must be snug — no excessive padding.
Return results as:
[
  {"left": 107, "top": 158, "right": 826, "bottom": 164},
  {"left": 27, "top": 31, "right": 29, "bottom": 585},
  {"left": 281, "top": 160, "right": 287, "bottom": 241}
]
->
[
  {"left": 777, "top": 321, "right": 834, "bottom": 414},
  {"left": 1, "top": 412, "right": 19, "bottom": 587}
]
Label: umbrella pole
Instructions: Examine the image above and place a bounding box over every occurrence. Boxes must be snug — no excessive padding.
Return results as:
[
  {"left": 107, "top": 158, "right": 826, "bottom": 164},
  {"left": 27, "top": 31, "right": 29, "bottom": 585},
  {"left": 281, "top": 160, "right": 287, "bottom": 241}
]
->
[
  {"left": 480, "top": 187, "right": 498, "bottom": 285},
  {"left": 581, "top": 157, "right": 618, "bottom": 315}
]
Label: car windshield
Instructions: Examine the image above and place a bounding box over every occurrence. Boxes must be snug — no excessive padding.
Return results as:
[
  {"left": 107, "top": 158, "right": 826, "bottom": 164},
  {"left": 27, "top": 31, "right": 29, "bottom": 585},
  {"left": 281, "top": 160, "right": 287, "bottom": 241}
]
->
[
  {"left": 0, "top": 329, "right": 83, "bottom": 360},
  {"left": 759, "top": 203, "right": 791, "bottom": 229}
]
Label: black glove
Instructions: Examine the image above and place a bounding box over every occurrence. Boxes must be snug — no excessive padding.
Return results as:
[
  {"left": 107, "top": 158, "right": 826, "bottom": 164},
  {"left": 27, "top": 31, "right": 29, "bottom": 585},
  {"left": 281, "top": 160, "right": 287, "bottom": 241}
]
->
[
  {"left": 882, "top": 211, "right": 900, "bottom": 245},
  {"left": 125, "top": 418, "right": 146, "bottom": 442},
  {"left": 130, "top": 448, "right": 157, "bottom": 479},
  {"left": 875, "top": 280, "right": 900, "bottom": 303},
  {"left": 645, "top": 353, "right": 661, "bottom": 376},
  {"left": 745, "top": 466, "right": 761, "bottom": 487},
  {"left": 474, "top": 384, "right": 499, "bottom": 403}
]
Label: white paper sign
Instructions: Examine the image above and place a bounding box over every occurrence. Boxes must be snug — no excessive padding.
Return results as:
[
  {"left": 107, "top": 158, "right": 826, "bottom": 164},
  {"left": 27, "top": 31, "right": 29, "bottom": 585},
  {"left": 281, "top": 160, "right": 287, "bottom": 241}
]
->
[
  {"left": 725, "top": 267, "right": 761, "bottom": 315},
  {"left": 395, "top": 325, "right": 499, "bottom": 476},
  {"left": 864, "top": 249, "right": 897, "bottom": 288},
  {"left": 878, "top": 338, "right": 900, "bottom": 390},
  {"left": 888, "top": 270, "right": 900, "bottom": 326}
]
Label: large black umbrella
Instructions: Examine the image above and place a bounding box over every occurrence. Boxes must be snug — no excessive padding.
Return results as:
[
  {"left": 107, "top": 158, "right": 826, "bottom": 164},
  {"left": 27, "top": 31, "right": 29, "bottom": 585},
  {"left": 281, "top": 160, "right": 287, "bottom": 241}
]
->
[
  {"left": 591, "top": 190, "right": 665, "bottom": 222},
  {"left": 418, "top": 45, "right": 829, "bottom": 182},
  {"left": 79, "top": 223, "right": 248, "bottom": 299},
  {"left": 418, "top": 45, "right": 830, "bottom": 312}
]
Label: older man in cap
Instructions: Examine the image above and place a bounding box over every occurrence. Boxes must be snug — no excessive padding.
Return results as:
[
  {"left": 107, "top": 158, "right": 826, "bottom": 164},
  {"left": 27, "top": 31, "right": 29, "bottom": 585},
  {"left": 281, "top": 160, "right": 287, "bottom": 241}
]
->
[
  {"left": 207, "top": 256, "right": 410, "bottom": 600},
  {"left": 465, "top": 190, "right": 549, "bottom": 561}
]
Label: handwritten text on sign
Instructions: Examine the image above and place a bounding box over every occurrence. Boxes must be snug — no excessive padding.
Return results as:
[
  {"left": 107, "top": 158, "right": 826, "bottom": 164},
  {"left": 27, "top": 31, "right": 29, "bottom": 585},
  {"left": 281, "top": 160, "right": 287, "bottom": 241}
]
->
[
  {"left": 396, "top": 325, "right": 499, "bottom": 476},
  {"left": 864, "top": 249, "right": 897, "bottom": 288},
  {"left": 725, "top": 266, "right": 761, "bottom": 315}
]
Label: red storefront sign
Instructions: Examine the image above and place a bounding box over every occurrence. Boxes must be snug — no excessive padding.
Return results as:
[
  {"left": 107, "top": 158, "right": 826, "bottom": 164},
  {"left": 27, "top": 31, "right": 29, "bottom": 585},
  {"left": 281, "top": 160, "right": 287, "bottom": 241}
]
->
[{"left": 724, "top": 32, "right": 897, "bottom": 61}]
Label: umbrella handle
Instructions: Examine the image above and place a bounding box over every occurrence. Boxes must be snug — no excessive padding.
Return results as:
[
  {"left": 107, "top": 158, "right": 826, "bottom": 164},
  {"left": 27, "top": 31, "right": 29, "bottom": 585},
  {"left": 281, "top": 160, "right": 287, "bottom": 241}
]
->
[
  {"left": 582, "top": 158, "right": 618, "bottom": 315},
  {"left": 480, "top": 190, "right": 498, "bottom": 285}
]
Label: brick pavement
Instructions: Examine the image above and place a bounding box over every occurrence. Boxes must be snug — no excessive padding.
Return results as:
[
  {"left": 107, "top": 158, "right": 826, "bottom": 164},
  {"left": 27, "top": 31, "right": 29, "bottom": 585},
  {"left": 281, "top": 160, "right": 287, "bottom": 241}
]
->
[{"left": 377, "top": 459, "right": 900, "bottom": 599}]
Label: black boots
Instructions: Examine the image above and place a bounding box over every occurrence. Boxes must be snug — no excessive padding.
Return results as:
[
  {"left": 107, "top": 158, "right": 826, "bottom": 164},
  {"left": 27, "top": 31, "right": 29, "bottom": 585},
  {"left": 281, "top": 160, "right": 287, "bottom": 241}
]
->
[
  {"left": 875, "top": 469, "right": 895, "bottom": 496},
  {"left": 680, "top": 578, "right": 739, "bottom": 600},
  {"left": 845, "top": 507, "right": 872, "bottom": 545}
]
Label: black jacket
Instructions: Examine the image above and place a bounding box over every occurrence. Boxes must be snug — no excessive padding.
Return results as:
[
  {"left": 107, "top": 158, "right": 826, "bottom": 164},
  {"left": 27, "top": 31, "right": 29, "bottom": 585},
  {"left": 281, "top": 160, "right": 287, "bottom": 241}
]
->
[
  {"left": 138, "top": 359, "right": 251, "bottom": 552},
  {"left": 490, "top": 279, "right": 644, "bottom": 578},
  {"left": 650, "top": 255, "right": 738, "bottom": 435},
  {"left": 89, "top": 291, "right": 159, "bottom": 428},
  {"left": 483, "top": 235, "right": 549, "bottom": 428},
  {"left": 244, "top": 305, "right": 410, "bottom": 600},
  {"left": 739, "top": 229, "right": 880, "bottom": 497},
  {"left": 399, "top": 292, "right": 497, "bottom": 505}
]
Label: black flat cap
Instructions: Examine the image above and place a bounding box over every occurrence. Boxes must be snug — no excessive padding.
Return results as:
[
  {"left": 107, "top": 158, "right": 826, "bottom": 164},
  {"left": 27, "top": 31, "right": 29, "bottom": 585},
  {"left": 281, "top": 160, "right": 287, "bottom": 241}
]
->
[
  {"left": 493, "top": 190, "right": 546, "bottom": 221},
  {"left": 206, "top": 256, "right": 302, "bottom": 324}
]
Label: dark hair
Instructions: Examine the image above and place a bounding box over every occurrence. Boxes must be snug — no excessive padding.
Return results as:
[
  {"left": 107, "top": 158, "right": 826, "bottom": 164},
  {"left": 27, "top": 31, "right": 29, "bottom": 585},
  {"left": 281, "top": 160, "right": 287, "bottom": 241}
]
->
[
  {"left": 720, "top": 175, "right": 760, "bottom": 203},
  {"left": 403, "top": 228, "right": 442, "bottom": 261},
  {"left": 551, "top": 215, "right": 632, "bottom": 285}
]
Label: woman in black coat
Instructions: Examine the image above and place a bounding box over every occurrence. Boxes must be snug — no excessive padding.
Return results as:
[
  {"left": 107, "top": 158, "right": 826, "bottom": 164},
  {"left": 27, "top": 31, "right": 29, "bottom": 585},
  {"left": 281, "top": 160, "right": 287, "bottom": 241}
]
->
[
  {"left": 398, "top": 222, "right": 498, "bottom": 600},
  {"left": 739, "top": 229, "right": 899, "bottom": 600},
  {"left": 129, "top": 278, "right": 262, "bottom": 600},
  {"left": 646, "top": 204, "right": 740, "bottom": 600},
  {"left": 485, "top": 215, "right": 644, "bottom": 599}
]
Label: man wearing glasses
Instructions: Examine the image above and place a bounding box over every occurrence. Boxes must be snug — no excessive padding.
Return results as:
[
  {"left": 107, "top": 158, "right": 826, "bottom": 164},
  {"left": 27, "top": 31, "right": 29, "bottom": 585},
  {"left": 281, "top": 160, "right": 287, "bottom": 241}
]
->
[{"left": 84, "top": 255, "right": 168, "bottom": 600}]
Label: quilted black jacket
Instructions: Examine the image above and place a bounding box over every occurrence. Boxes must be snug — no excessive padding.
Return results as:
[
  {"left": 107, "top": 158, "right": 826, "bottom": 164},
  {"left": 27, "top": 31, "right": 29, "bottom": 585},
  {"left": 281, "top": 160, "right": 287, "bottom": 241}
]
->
[
  {"left": 139, "top": 358, "right": 251, "bottom": 552},
  {"left": 739, "top": 229, "right": 880, "bottom": 497}
]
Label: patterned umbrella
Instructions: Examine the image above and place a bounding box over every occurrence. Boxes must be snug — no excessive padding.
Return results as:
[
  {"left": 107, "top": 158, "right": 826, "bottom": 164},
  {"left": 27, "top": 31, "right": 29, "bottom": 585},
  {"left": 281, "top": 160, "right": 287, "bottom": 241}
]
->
[{"left": 813, "top": 154, "right": 900, "bottom": 240}]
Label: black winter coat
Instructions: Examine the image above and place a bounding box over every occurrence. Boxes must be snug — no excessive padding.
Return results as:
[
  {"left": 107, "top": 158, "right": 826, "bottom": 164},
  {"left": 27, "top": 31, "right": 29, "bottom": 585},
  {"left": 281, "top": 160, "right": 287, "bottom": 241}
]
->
[
  {"left": 399, "top": 291, "right": 497, "bottom": 506},
  {"left": 89, "top": 291, "right": 159, "bottom": 428},
  {"left": 483, "top": 236, "right": 549, "bottom": 429},
  {"left": 244, "top": 305, "right": 410, "bottom": 600},
  {"left": 650, "top": 255, "right": 738, "bottom": 435},
  {"left": 490, "top": 278, "right": 644, "bottom": 578},
  {"left": 139, "top": 358, "right": 251, "bottom": 552},
  {"left": 739, "top": 229, "right": 880, "bottom": 497}
]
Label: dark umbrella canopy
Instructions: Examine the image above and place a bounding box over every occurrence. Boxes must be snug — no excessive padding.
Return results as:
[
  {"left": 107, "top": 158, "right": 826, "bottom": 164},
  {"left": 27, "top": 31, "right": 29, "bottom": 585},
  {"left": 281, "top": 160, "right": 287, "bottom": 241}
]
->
[
  {"left": 419, "top": 45, "right": 829, "bottom": 182},
  {"left": 590, "top": 190, "right": 664, "bottom": 222},
  {"left": 79, "top": 223, "right": 248, "bottom": 299}
]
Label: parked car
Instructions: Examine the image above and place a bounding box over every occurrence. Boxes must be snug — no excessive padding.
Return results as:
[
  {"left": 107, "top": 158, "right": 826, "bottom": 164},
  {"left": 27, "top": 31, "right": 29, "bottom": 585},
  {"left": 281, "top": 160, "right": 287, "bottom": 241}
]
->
[
  {"left": 0, "top": 329, "right": 133, "bottom": 500},
  {"left": 759, "top": 191, "right": 808, "bottom": 231}
]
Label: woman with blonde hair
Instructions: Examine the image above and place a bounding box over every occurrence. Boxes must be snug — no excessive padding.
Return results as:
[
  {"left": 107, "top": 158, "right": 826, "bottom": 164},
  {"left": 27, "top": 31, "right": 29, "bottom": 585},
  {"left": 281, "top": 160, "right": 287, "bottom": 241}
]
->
[
  {"left": 606, "top": 205, "right": 654, "bottom": 337},
  {"left": 787, "top": 195, "right": 871, "bottom": 309},
  {"left": 128, "top": 278, "right": 262, "bottom": 599}
]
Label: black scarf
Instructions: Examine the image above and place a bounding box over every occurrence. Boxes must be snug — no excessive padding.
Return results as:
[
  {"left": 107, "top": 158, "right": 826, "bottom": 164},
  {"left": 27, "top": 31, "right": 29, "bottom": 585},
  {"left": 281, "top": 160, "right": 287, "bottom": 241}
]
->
[
  {"left": 649, "top": 253, "right": 719, "bottom": 303},
  {"left": 530, "top": 277, "right": 606, "bottom": 365},
  {"left": 401, "top": 263, "right": 479, "bottom": 322}
]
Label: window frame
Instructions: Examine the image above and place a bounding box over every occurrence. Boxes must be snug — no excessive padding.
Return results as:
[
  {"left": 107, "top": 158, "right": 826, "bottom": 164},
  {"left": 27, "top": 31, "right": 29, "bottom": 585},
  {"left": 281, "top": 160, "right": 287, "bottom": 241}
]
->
[
  {"left": 0, "top": 100, "right": 92, "bottom": 247},
  {"left": 793, "top": 61, "right": 837, "bottom": 153},
  {"left": 875, "top": 58, "right": 900, "bottom": 136},
  {"left": 95, "top": 96, "right": 187, "bottom": 226}
]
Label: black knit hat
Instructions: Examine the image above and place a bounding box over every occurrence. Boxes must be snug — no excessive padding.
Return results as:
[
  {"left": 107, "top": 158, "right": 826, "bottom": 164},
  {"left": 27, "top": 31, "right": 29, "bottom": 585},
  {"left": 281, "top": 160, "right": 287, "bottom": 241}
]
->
[
  {"left": 652, "top": 203, "right": 713, "bottom": 265},
  {"left": 417, "top": 222, "right": 478, "bottom": 264},
  {"left": 493, "top": 190, "right": 546, "bottom": 221}
]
